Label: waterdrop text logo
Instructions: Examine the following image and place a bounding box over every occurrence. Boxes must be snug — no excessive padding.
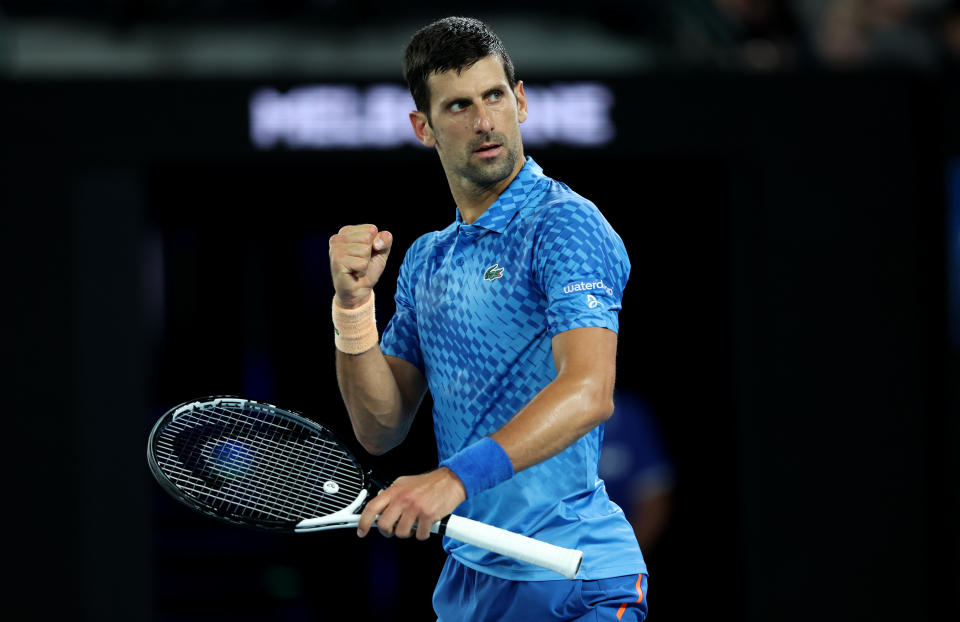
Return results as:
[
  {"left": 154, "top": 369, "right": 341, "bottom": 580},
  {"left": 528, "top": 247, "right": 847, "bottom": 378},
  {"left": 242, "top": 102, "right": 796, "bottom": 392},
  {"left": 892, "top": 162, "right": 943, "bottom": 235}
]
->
[{"left": 561, "top": 279, "right": 614, "bottom": 297}]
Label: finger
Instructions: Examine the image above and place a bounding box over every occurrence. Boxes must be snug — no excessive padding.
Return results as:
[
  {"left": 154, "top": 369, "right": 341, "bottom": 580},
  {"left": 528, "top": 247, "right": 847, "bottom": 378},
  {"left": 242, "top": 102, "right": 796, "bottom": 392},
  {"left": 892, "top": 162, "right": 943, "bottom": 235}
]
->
[
  {"left": 339, "top": 224, "right": 379, "bottom": 244},
  {"left": 332, "top": 241, "right": 375, "bottom": 263},
  {"left": 416, "top": 515, "right": 435, "bottom": 541},
  {"left": 357, "top": 493, "right": 387, "bottom": 537},
  {"left": 368, "top": 231, "right": 393, "bottom": 276},
  {"left": 372, "top": 230, "right": 393, "bottom": 253},
  {"left": 394, "top": 513, "right": 417, "bottom": 540},
  {"left": 336, "top": 254, "right": 370, "bottom": 277},
  {"left": 376, "top": 504, "right": 402, "bottom": 538},
  {"left": 329, "top": 231, "right": 374, "bottom": 258}
]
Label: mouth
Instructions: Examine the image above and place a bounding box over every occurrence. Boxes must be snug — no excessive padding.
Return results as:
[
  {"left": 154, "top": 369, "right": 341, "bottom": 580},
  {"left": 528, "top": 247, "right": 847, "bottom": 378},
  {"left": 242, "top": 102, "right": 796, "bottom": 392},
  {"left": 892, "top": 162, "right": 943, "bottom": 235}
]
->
[{"left": 473, "top": 143, "right": 502, "bottom": 158}]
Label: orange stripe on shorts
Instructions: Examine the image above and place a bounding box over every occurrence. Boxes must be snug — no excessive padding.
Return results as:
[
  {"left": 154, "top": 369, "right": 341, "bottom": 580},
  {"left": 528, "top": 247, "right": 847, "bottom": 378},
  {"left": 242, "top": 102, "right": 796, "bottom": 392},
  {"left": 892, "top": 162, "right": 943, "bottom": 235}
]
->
[{"left": 615, "top": 574, "right": 644, "bottom": 620}]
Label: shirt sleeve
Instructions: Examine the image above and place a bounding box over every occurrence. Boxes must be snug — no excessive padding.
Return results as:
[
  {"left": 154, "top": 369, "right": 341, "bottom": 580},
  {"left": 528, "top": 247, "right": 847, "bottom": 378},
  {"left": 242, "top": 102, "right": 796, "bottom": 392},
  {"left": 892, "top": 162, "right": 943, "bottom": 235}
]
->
[
  {"left": 533, "top": 198, "right": 631, "bottom": 337},
  {"left": 379, "top": 237, "right": 426, "bottom": 373}
]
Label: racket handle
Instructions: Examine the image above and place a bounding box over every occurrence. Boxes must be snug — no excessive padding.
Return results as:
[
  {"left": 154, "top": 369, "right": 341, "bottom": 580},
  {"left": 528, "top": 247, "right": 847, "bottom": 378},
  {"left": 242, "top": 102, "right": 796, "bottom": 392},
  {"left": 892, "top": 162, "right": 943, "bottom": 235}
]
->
[{"left": 433, "top": 514, "right": 583, "bottom": 580}]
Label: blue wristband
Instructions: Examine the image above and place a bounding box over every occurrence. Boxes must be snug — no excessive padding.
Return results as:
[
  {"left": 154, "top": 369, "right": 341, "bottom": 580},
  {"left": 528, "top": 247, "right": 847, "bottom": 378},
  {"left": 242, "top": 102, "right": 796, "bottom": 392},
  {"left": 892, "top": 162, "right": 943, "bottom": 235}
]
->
[{"left": 440, "top": 437, "right": 514, "bottom": 499}]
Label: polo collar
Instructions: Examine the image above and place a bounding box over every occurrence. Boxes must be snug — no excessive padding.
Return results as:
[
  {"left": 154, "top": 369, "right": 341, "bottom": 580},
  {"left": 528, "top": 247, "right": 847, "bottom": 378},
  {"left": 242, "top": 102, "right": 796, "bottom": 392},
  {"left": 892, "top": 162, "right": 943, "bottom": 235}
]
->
[{"left": 455, "top": 157, "right": 544, "bottom": 234}]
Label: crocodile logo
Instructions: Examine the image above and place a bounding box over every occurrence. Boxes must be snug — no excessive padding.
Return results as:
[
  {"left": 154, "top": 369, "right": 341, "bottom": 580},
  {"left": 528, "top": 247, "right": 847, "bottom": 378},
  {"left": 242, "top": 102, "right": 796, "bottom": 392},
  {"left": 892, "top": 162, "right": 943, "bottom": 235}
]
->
[{"left": 483, "top": 264, "right": 505, "bottom": 281}]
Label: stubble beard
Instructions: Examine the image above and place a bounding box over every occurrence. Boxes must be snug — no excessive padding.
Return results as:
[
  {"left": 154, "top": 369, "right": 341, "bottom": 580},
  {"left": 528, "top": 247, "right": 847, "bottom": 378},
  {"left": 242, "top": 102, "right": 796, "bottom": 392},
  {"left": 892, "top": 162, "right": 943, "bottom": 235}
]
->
[{"left": 455, "top": 133, "right": 521, "bottom": 190}]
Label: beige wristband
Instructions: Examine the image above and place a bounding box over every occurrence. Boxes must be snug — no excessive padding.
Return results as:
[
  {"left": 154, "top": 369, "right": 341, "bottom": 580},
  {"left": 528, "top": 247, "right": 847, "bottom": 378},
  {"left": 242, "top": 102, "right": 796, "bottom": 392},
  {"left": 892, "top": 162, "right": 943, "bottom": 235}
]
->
[{"left": 332, "top": 293, "right": 378, "bottom": 354}]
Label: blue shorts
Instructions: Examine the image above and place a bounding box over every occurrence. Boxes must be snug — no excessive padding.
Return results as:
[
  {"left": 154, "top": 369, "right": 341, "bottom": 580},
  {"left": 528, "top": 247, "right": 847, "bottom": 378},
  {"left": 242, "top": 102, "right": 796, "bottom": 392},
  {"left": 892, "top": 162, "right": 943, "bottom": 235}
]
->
[{"left": 433, "top": 556, "right": 648, "bottom": 621}]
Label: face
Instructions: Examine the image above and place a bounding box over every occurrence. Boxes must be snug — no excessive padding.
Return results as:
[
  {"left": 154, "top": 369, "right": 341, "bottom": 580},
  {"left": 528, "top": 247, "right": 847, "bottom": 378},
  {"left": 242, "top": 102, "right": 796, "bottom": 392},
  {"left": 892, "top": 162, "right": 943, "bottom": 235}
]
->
[{"left": 410, "top": 55, "right": 528, "bottom": 191}]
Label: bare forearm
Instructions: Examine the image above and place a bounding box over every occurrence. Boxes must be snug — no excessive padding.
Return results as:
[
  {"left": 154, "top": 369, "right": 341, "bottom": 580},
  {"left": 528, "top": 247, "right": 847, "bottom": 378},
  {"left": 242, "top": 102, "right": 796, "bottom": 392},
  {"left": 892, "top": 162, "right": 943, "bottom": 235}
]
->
[
  {"left": 329, "top": 224, "right": 424, "bottom": 455},
  {"left": 491, "top": 370, "right": 614, "bottom": 472},
  {"left": 336, "top": 348, "right": 413, "bottom": 455}
]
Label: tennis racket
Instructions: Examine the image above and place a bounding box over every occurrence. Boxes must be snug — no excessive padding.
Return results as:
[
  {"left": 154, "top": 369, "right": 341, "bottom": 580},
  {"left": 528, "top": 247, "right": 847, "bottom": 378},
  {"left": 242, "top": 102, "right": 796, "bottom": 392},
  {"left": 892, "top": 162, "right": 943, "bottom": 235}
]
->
[{"left": 147, "top": 396, "right": 583, "bottom": 579}]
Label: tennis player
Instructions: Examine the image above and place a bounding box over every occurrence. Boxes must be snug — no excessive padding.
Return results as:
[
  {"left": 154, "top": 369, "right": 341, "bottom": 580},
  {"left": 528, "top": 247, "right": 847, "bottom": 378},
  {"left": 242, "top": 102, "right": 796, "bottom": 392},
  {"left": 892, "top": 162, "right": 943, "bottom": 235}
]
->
[{"left": 328, "top": 16, "right": 647, "bottom": 621}]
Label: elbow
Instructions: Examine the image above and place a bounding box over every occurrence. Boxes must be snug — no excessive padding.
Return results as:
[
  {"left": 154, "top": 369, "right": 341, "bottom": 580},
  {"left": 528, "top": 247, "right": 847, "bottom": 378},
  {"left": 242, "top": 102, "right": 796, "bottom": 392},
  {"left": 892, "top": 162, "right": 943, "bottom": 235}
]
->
[
  {"left": 587, "top": 372, "right": 616, "bottom": 426},
  {"left": 570, "top": 375, "right": 615, "bottom": 427},
  {"left": 351, "top": 415, "right": 411, "bottom": 456},
  {"left": 358, "top": 440, "right": 392, "bottom": 456},
  {"left": 354, "top": 429, "right": 401, "bottom": 456},
  {"left": 595, "top": 392, "right": 615, "bottom": 425}
]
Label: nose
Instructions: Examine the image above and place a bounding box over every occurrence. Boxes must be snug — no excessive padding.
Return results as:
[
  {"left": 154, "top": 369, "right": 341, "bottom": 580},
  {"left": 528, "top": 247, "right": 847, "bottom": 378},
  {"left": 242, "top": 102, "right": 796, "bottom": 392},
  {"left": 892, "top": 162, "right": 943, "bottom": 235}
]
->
[{"left": 475, "top": 104, "right": 494, "bottom": 134}]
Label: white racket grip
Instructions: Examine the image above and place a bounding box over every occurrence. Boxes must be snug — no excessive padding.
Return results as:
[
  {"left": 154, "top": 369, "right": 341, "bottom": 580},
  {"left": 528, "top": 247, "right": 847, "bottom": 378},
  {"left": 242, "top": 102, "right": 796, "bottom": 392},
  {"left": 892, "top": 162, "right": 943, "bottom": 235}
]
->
[{"left": 433, "top": 514, "right": 583, "bottom": 579}]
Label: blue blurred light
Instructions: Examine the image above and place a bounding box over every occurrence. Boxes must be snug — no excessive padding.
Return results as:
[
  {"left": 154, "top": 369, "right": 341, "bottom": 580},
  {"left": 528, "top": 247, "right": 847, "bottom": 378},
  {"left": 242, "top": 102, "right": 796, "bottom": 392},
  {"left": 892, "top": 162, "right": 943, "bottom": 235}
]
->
[{"left": 209, "top": 440, "right": 253, "bottom": 478}]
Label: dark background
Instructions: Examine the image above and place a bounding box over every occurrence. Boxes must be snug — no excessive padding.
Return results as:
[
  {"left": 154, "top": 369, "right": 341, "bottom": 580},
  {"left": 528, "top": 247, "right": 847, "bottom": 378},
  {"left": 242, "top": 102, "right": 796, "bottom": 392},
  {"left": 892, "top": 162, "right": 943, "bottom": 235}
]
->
[{"left": 3, "top": 2, "right": 960, "bottom": 620}]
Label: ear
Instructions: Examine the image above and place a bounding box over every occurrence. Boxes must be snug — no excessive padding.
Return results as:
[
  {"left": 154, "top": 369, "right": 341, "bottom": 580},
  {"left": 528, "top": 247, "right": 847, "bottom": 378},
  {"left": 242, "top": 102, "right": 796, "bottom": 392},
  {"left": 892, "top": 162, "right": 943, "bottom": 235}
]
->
[
  {"left": 409, "top": 110, "right": 436, "bottom": 147},
  {"left": 514, "top": 81, "right": 528, "bottom": 124}
]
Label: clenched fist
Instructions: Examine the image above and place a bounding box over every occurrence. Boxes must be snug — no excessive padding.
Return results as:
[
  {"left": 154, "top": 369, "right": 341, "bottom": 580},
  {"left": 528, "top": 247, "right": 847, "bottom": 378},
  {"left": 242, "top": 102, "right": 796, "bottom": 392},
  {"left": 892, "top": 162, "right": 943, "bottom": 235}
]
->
[{"left": 329, "top": 224, "right": 393, "bottom": 309}]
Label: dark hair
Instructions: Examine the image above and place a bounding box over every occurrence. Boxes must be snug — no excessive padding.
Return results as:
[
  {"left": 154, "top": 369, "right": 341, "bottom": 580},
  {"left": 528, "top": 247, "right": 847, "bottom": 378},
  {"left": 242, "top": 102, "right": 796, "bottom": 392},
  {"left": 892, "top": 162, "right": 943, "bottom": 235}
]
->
[{"left": 403, "top": 17, "right": 517, "bottom": 120}]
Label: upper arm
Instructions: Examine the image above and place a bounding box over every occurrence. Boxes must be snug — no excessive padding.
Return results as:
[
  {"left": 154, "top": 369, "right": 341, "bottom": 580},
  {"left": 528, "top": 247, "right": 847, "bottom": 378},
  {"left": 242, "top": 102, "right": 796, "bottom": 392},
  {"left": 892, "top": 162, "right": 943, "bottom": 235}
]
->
[
  {"left": 533, "top": 200, "right": 627, "bottom": 418},
  {"left": 551, "top": 326, "right": 618, "bottom": 418}
]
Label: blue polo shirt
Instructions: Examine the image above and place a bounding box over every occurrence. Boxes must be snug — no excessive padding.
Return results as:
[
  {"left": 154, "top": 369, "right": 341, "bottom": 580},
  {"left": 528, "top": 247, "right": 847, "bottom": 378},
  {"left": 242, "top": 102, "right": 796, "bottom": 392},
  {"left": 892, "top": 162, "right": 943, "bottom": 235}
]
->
[{"left": 380, "top": 157, "right": 645, "bottom": 581}]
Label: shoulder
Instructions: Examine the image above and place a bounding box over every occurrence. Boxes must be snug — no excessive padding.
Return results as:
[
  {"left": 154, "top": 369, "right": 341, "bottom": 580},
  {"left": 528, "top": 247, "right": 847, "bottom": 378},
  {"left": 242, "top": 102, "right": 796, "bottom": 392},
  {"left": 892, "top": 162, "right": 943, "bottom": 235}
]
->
[
  {"left": 521, "top": 178, "right": 622, "bottom": 252},
  {"left": 525, "top": 177, "right": 611, "bottom": 233}
]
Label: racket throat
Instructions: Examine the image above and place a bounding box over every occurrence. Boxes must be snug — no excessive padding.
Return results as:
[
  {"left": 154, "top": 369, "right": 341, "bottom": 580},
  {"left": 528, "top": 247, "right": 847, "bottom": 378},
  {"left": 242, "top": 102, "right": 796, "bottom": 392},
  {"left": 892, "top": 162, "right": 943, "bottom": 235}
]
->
[{"left": 295, "top": 488, "right": 370, "bottom": 532}]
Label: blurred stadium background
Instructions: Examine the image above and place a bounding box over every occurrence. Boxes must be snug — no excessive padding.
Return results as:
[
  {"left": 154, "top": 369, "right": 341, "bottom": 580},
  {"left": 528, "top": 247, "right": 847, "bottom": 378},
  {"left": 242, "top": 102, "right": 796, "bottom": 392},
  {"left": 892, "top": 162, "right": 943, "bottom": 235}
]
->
[{"left": 3, "top": 1, "right": 960, "bottom": 620}]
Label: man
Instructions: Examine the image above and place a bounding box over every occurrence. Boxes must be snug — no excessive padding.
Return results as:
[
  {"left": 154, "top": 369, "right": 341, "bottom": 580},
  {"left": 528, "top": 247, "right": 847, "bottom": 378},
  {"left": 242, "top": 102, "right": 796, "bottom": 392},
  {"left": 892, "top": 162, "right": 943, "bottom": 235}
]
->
[{"left": 328, "top": 16, "right": 647, "bottom": 621}]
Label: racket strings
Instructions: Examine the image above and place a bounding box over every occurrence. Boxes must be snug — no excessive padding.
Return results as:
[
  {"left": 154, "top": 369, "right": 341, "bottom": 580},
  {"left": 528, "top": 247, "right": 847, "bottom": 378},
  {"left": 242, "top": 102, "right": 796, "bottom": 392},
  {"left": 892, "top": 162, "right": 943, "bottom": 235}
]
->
[
  {"left": 153, "top": 403, "right": 364, "bottom": 522},
  {"left": 164, "top": 407, "right": 361, "bottom": 519},
  {"left": 157, "top": 408, "right": 360, "bottom": 520}
]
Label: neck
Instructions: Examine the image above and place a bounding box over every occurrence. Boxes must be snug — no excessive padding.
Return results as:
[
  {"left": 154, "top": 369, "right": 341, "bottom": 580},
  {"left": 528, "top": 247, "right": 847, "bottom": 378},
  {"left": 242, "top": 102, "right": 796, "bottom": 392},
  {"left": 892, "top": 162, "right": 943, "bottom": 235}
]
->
[{"left": 449, "top": 156, "right": 526, "bottom": 224}]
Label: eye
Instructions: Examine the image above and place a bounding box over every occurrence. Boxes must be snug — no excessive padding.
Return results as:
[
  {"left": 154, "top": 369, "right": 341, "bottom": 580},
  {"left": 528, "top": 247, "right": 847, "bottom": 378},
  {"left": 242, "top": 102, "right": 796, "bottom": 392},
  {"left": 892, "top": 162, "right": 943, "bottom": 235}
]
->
[
  {"left": 486, "top": 90, "right": 503, "bottom": 103},
  {"left": 449, "top": 100, "right": 469, "bottom": 112}
]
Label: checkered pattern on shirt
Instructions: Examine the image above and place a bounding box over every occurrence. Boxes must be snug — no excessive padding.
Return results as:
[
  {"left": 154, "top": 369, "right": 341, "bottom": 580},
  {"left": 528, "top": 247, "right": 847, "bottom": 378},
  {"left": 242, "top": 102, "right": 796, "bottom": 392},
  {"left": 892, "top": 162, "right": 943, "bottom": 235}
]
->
[{"left": 379, "top": 158, "right": 644, "bottom": 581}]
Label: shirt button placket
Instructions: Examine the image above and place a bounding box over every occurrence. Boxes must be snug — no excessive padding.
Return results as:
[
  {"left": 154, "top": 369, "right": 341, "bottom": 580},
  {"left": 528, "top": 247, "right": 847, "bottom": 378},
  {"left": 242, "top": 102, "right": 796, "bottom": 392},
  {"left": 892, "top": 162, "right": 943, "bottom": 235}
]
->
[{"left": 456, "top": 226, "right": 475, "bottom": 268}]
